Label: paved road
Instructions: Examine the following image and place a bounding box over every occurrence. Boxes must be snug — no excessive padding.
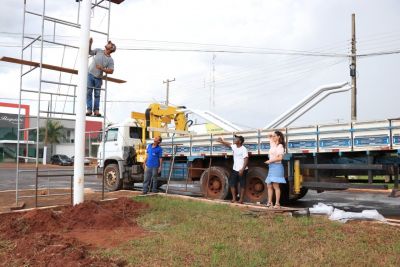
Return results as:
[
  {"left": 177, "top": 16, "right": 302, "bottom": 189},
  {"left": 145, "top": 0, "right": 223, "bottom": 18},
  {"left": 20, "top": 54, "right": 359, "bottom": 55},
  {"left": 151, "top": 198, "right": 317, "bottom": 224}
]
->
[
  {"left": 1, "top": 166, "right": 399, "bottom": 218},
  {"left": 0, "top": 166, "right": 102, "bottom": 191},
  {"left": 293, "top": 190, "right": 400, "bottom": 218}
]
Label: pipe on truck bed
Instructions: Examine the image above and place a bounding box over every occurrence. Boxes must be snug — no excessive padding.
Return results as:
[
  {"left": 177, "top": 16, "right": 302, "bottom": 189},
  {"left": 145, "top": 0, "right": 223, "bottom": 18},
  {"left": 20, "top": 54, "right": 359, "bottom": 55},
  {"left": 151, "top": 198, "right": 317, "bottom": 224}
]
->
[{"left": 264, "top": 82, "right": 350, "bottom": 129}]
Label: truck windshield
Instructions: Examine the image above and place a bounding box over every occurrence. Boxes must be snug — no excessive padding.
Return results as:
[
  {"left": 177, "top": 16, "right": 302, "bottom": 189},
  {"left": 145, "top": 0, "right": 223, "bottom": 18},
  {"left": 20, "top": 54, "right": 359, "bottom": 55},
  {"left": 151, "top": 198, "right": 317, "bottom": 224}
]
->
[{"left": 129, "top": 127, "right": 142, "bottom": 139}]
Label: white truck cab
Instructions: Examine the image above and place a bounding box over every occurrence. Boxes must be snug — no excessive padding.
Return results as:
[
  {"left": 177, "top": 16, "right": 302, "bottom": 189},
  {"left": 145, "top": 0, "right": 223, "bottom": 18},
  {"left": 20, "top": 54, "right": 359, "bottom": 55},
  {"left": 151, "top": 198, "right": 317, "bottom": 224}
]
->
[{"left": 97, "top": 119, "right": 144, "bottom": 190}]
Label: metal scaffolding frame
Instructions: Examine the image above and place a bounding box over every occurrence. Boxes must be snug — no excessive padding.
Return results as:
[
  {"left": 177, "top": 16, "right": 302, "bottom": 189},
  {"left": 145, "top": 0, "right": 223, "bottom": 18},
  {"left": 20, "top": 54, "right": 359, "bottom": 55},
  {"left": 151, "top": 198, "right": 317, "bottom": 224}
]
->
[{"left": 14, "top": 0, "right": 123, "bottom": 206}]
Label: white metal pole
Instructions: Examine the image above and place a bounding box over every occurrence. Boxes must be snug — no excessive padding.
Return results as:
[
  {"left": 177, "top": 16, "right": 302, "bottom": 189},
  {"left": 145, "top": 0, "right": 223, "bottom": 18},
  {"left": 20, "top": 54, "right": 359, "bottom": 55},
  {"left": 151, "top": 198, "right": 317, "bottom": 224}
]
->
[
  {"left": 16, "top": 0, "right": 28, "bottom": 205},
  {"left": 73, "top": 0, "right": 91, "bottom": 205}
]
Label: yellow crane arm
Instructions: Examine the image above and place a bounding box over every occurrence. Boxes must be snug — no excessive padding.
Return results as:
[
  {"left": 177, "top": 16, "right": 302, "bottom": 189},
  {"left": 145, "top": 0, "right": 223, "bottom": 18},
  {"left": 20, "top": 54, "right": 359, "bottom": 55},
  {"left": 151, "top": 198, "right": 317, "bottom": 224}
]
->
[{"left": 131, "top": 103, "right": 188, "bottom": 162}]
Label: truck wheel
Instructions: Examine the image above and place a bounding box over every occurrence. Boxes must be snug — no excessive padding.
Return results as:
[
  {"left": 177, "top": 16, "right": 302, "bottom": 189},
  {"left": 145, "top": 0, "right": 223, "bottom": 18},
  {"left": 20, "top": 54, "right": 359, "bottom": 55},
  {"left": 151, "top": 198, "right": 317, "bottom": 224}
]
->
[
  {"left": 200, "top": 166, "right": 230, "bottom": 200},
  {"left": 104, "top": 163, "right": 123, "bottom": 191},
  {"left": 244, "top": 167, "right": 268, "bottom": 203}
]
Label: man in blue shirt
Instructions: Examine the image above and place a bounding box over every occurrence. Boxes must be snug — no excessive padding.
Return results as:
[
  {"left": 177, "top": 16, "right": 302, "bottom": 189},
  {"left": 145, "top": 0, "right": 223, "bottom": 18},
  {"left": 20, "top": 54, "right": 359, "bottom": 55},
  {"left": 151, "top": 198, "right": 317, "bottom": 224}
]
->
[{"left": 142, "top": 136, "right": 163, "bottom": 194}]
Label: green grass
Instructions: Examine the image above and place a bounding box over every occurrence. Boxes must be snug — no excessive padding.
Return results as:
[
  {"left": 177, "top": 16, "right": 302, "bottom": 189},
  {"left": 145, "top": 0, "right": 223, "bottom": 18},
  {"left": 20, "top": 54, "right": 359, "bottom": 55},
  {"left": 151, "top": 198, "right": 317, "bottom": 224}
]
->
[{"left": 99, "top": 196, "right": 400, "bottom": 266}]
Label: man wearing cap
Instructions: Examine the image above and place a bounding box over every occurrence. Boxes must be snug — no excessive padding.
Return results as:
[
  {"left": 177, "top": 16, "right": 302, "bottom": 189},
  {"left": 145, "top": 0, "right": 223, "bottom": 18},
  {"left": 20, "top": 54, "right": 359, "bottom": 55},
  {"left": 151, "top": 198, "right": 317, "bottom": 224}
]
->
[
  {"left": 217, "top": 135, "right": 248, "bottom": 203},
  {"left": 86, "top": 37, "right": 116, "bottom": 117}
]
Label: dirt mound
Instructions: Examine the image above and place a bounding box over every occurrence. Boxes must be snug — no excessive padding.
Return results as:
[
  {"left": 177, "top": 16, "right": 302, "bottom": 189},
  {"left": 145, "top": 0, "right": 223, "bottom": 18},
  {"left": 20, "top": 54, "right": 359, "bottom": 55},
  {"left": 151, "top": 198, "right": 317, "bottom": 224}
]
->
[
  {"left": 0, "top": 197, "right": 148, "bottom": 266},
  {"left": 62, "top": 197, "right": 143, "bottom": 230},
  {"left": 0, "top": 197, "right": 146, "bottom": 237}
]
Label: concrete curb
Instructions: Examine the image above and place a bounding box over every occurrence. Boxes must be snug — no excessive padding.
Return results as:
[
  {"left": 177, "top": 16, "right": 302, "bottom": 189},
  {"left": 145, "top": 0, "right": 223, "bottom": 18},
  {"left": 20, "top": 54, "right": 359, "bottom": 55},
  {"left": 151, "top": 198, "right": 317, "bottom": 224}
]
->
[
  {"left": 346, "top": 188, "right": 393, "bottom": 194},
  {"left": 138, "top": 192, "right": 304, "bottom": 212}
]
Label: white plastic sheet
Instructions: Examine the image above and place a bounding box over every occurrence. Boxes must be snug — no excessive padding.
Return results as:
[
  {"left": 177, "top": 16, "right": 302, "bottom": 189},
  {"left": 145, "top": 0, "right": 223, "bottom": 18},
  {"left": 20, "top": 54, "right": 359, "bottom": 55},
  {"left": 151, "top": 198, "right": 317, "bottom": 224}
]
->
[
  {"left": 329, "top": 209, "right": 386, "bottom": 223},
  {"left": 308, "top": 202, "right": 386, "bottom": 223},
  {"left": 309, "top": 203, "right": 334, "bottom": 215}
]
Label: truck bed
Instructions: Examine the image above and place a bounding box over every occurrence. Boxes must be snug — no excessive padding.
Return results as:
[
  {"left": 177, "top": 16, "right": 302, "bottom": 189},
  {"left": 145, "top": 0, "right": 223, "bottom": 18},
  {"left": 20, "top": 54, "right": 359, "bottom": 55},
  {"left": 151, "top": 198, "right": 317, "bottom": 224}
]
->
[{"left": 155, "top": 119, "right": 400, "bottom": 157}]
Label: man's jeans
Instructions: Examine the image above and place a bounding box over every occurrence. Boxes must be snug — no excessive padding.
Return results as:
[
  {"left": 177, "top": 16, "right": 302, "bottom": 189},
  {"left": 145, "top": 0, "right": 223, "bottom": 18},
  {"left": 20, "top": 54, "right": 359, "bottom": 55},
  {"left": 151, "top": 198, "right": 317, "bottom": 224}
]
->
[
  {"left": 87, "top": 73, "right": 102, "bottom": 111},
  {"left": 143, "top": 167, "right": 158, "bottom": 193}
]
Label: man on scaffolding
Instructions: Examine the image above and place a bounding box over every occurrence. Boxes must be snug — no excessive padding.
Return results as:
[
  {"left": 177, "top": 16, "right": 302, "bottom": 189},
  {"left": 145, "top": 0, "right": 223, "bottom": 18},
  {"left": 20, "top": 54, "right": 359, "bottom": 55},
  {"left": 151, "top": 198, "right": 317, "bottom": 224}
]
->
[{"left": 86, "top": 37, "right": 116, "bottom": 117}]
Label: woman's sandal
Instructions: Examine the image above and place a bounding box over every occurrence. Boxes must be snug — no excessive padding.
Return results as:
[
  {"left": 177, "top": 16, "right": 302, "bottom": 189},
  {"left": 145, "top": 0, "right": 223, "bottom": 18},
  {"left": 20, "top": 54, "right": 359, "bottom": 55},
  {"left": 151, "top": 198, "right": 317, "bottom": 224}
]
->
[
  {"left": 266, "top": 202, "right": 273, "bottom": 208},
  {"left": 273, "top": 204, "right": 281, "bottom": 209}
]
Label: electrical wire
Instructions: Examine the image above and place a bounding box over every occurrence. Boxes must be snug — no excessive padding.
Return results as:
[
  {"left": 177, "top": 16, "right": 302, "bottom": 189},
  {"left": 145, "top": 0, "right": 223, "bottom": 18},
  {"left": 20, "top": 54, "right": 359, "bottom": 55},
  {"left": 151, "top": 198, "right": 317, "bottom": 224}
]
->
[
  {"left": 173, "top": 57, "right": 347, "bottom": 100},
  {"left": 0, "top": 31, "right": 353, "bottom": 54},
  {"left": 358, "top": 49, "right": 400, "bottom": 57},
  {"left": 173, "top": 41, "right": 351, "bottom": 94}
]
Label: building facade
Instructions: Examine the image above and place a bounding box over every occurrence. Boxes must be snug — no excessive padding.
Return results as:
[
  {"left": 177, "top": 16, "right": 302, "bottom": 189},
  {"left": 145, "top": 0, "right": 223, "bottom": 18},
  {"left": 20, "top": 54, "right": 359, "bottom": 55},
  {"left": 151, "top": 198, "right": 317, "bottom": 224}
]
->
[{"left": 0, "top": 102, "right": 102, "bottom": 162}]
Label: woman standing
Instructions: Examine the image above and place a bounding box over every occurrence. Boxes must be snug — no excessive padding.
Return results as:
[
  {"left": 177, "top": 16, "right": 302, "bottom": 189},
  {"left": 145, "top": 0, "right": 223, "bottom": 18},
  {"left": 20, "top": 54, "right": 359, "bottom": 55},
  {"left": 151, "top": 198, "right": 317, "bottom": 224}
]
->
[{"left": 265, "top": 131, "right": 286, "bottom": 208}]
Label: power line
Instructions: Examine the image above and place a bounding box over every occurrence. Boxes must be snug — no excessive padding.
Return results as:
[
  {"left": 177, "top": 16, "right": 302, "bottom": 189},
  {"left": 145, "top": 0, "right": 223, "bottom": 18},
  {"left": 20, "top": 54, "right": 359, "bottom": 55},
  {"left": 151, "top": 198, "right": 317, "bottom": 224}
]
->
[
  {"left": 216, "top": 59, "right": 347, "bottom": 98},
  {"left": 171, "top": 58, "right": 347, "bottom": 108},
  {"left": 173, "top": 41, "right": 351, "bottom": 91},
  {"left": 116, "top": 47, "right": 349, "bottom": 57},
  {"left": 0, "top": 43, "right": 348, "bottom": 57},
  {"left": 2, "top": 30, "right": 399, "bottom": 55},
  {"left": 174, "top": 56, "right": 347, "bottom": 99},
  {"left": 357, "top": 49, "right": 400, "bottom": 58},
  {"left": 2, "top": 30, "right": 399, "bottom": 58},
  {"left": 0, "top": 30, "right": 350, "bottom": 53},
  {"left": 1, "top": 42, "right": 398, "bottom": 58}
]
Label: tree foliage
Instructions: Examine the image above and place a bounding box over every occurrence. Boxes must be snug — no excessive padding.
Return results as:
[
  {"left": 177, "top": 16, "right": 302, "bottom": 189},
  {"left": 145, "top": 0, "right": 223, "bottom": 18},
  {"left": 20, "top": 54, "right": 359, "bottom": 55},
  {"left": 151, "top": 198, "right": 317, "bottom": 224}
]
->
[{"left": 39, "top": 120, "right": 65, "bottom": 145}]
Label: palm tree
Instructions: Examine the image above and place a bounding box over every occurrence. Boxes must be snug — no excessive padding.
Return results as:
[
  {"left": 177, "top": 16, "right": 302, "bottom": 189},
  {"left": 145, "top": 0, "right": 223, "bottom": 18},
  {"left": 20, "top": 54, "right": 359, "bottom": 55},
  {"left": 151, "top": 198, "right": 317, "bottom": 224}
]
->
[{"left": 39, "top": 120, "right": 64, "bottom": 158}]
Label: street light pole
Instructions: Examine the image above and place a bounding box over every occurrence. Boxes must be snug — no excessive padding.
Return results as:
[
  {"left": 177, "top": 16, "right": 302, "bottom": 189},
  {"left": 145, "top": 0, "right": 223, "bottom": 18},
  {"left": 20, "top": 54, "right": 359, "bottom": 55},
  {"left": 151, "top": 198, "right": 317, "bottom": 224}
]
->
[
  {"left": 350, "top": 13, "right": 357, "bottom": 122},
  {"left": 73, "top": 0, "right": 91, "bottom": 205},
  {"left": 163, "top": 78, "right": 175, "bottom": 106}
]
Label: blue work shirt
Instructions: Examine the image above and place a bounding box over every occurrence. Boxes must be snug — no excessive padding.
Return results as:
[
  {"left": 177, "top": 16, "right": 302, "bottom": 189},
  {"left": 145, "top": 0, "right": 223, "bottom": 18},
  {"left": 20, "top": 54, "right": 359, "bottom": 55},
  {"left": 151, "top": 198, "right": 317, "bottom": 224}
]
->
[{"left": 146, "top": 144, "right": 163, "bottom": 168}]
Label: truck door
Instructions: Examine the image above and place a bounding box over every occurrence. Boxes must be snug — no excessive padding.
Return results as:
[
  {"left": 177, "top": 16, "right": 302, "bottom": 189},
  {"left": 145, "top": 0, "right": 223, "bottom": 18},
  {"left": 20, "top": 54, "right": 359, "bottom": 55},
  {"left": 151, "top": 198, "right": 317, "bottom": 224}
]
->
[{"left": 104, "top": 128, "right": 120, "bottom": 158}]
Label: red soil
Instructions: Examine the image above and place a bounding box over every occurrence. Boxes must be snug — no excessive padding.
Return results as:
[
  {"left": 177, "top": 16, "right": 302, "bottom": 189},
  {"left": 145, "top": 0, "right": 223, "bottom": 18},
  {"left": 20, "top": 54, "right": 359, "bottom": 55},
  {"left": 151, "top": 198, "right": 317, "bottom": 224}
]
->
[{"left": 0, "top": 197, "right": 148, "bottom": 266}]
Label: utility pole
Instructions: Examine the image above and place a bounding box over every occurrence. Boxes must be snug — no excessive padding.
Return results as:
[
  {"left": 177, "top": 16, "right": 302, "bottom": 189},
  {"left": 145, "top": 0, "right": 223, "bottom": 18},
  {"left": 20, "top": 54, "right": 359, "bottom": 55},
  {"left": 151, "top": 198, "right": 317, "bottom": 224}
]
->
[
  {"left": 163, "top": 78, "right": 175, "bottom": 106},
  {"left": 350, "top": 13, "right": 357, "bottom": 122}
]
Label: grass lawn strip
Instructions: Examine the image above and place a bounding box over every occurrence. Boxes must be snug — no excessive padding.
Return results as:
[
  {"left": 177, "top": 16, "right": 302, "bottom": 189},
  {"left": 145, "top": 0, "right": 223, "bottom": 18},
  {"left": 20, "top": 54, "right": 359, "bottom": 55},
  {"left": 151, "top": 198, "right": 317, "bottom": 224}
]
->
[{"left": 98, "top": 196, "right": 400, "bottom": 267}]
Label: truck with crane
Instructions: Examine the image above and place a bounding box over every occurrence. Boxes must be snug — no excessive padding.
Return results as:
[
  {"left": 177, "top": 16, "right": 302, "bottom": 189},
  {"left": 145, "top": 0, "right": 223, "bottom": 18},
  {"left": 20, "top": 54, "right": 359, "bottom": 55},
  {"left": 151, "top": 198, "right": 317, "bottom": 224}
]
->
[{"left": 97, "top": 83, "right": 400, "bottom": 203}]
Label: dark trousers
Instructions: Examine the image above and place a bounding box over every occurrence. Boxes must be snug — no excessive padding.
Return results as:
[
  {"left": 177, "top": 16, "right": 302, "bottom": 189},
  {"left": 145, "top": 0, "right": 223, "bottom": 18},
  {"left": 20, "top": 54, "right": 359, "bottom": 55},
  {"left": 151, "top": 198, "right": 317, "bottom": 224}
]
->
[{"left": 229, "top": 169, "right": 248, "bottom": 188}]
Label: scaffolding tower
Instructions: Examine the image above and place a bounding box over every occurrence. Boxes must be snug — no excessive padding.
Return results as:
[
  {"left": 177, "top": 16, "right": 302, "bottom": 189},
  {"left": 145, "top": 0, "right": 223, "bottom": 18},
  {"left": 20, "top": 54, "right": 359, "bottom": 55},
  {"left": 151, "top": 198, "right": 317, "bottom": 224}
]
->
[{"left": 4, "top": 0, "right": 126, "bottom": 206}]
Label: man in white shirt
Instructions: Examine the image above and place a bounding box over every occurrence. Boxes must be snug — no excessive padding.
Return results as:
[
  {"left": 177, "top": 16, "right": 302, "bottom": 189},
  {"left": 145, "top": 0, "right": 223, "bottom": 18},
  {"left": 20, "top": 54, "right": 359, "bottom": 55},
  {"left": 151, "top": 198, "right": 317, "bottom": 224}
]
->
[{"left": 217, "top": 135, "right": 248, "bottom": 203}]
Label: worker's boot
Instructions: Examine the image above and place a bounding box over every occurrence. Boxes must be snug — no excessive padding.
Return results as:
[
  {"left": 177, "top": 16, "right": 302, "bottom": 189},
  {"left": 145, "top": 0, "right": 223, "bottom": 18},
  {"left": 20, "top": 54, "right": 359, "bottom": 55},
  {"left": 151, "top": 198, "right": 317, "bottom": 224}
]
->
[{"left": 94, "top": 110, "right": 102, "bottom": 117}]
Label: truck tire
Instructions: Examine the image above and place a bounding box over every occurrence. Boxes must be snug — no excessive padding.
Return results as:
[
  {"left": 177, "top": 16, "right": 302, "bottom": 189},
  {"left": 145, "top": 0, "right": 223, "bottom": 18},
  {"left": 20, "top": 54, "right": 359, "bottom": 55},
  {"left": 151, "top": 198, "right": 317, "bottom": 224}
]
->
[
  {"left": 244, "top": 167, "right": 268, "bottom": 203},
  {"left": 104, "top": 163, "right": 123, "bottom": 191},
  {"left": 200, "top": 166, "right": 230, "bottom": 200}
]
